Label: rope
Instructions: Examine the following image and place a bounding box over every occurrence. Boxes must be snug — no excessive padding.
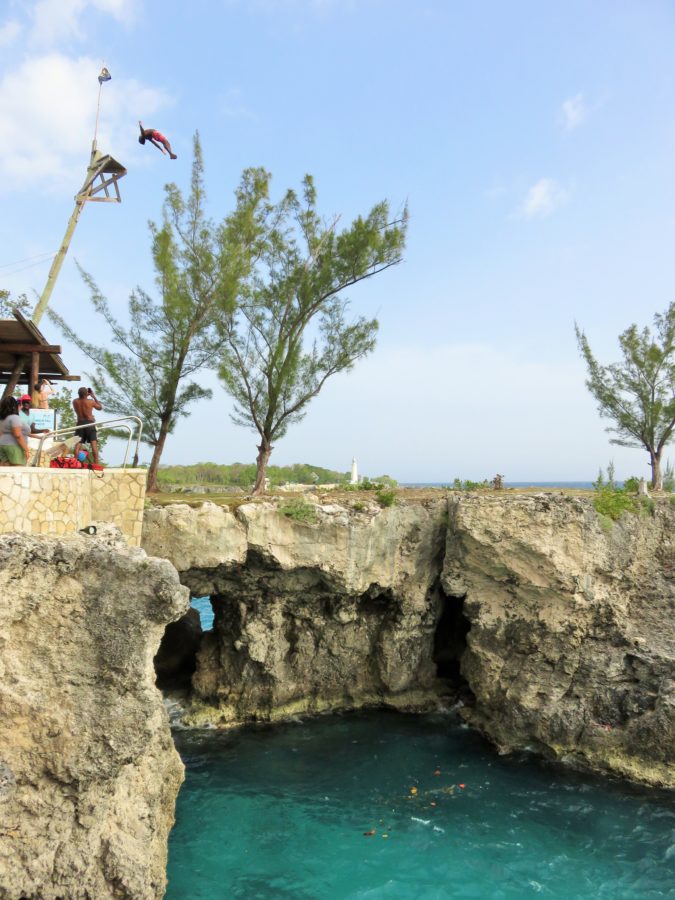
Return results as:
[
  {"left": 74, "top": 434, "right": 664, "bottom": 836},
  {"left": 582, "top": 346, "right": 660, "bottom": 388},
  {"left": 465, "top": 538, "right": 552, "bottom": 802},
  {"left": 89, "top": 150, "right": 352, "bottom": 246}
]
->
[{"left": 0, "top": 250, "right": 56, "bottom": 272}]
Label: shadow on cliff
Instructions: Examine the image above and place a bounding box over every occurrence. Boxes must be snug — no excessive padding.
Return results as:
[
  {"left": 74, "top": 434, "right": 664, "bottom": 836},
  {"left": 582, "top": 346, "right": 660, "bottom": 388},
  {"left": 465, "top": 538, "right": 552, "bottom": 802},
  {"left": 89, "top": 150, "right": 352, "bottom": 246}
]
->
[
  {"left": 433, "top": 588, "right": 472, "bottom": 693},
  {"left": 154, "top": 606, "right": 203, "bottom": 689}
]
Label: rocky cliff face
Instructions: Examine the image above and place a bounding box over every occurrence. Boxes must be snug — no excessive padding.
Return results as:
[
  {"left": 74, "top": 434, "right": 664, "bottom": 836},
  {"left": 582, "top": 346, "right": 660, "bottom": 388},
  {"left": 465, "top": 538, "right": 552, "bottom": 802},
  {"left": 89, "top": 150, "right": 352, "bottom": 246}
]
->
[
  {"left": 143, "top": 493, "right": 674, "bottom": 787},
  {"left": 443, "top": 494, "right": 674, "bottom": 786},
  {"left": 144, "top": 499, "right": 448, "bottom": 725},
  {"left": 0, "top": 526, "right": 189, "bottom": 900}
]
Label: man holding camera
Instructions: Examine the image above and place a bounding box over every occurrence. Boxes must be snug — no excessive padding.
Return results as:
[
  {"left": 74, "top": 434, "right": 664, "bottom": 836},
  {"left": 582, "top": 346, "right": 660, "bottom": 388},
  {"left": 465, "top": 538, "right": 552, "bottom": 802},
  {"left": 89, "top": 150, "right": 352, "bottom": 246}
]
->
[{"left": 72, "top": 387, "right": 103, "bottom": 465}]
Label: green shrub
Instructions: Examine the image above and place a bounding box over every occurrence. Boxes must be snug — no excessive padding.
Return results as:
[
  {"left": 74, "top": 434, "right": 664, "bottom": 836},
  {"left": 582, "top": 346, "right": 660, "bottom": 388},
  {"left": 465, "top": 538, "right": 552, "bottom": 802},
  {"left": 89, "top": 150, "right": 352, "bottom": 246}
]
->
[
  {"left": 376, "top": 489, "right": 396, "bottom": 508},
  {"left": 345, "top": 476, "right": 398, "bottom": 493},
  {"left": 592, "top": 462, "right": 639, "bottom": 521},
  {"left": 353, "top": 501, "right": 365, "bottom": 511},
  {"left": 279, "top": 498, "right": 318, "bottom": 523},
  {"left": 448, "top": 478, "right": 490, "bottom": 491},
  {"left": 593, "top": 487, "right": 636, "bottom": 521}
]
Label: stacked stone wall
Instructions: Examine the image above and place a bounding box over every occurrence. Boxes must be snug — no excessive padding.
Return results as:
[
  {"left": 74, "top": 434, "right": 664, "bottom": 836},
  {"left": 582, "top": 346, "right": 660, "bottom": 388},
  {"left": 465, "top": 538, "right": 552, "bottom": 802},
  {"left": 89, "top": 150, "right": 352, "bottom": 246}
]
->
[{"left": 0, "top": 468, "right": 146, "bottom": 545}]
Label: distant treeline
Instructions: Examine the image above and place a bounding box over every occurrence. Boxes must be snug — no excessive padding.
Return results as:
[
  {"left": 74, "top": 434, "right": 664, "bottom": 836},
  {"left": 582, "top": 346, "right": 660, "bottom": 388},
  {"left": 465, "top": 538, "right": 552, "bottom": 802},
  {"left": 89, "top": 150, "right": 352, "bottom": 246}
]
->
[{"left": 157, "top": 462, "right": 350, "bottom": 487}]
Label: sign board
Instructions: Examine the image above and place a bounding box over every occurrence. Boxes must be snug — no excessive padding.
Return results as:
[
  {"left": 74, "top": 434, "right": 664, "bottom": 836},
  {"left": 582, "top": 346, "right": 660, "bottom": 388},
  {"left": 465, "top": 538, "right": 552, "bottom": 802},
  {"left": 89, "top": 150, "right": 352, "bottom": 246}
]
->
[{"left": 31, "top": 408, "right": 56, "bottom": 431}]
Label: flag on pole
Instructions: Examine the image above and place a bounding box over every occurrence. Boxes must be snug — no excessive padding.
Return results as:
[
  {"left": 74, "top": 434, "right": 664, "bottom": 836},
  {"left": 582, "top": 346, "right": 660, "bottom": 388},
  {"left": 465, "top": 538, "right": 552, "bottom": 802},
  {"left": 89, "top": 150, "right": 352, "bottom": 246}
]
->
[{"left": 98, "top": 67, "right": 111, "bottom": 84}]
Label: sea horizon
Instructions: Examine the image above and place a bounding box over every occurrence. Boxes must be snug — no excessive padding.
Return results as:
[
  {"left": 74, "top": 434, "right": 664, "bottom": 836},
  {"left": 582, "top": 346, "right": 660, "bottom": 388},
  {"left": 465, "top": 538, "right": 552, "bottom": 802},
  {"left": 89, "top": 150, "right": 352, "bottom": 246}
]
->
[{"left": 401, "top": 481, "right": 597, "bottom": 489}]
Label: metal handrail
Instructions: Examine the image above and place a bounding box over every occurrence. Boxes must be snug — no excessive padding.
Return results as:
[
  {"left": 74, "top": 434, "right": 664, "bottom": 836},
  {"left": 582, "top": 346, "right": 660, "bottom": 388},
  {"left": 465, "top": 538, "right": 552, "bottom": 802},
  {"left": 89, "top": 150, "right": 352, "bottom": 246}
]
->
[{"left": 32, "top": 415, "right": 144, "bottom": 468}]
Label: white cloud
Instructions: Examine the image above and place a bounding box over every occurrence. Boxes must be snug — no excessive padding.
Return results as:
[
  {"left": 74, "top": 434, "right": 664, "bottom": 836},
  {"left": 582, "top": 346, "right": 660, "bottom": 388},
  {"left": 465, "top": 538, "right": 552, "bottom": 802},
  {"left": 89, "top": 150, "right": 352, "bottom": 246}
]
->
[
  {"left": 224, "top": 0, "right": 355, "bottom": 11},
  {"left": 560, "top": 92, "right": 587, "bottom": 131},
  {"left": 0, "top": 19, "right": 22, "bottom": 47},
  {"left": 519, "top": 178, "right": 569, "bottom": 219},
  {"left": 0, "top": 54, "right": 169, "bottom": 191},
  {"left": 29, "top": 0, "right": 138, "bottom": 47}
]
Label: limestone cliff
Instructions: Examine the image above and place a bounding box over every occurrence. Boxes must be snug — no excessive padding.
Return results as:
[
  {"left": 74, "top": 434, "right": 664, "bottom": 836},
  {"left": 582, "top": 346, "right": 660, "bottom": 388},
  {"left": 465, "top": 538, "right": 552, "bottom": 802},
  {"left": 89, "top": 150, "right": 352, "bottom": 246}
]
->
[
  {"left": 144, "top": 499, "right": 448, "bottom": 724},
  {"left": 143, "top": 493, "right": 674, "bottom": 787},
  {"left": 0, "top": 526, "right": 189, "bottom": 900},
  {"left": 443, "top": 494, "right": 674, "bottom": 787}
]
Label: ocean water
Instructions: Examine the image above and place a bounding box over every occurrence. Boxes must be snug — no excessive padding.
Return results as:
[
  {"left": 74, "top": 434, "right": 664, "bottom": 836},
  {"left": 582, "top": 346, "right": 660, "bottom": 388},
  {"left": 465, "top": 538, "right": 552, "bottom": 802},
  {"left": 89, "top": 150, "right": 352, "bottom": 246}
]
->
[
  {"left": 166, "top": 712, "right": 675, "bottom": 899},
  {"left": 402, "top": 482, "right": 595, "bottom": 490},
  {"left": 191, "top": 596, "right": 214, "bottom": 630}
]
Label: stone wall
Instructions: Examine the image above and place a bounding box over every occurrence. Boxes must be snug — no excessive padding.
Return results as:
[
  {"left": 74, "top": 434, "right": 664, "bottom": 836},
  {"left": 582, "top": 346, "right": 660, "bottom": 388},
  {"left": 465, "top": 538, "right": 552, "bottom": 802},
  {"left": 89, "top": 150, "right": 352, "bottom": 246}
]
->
[{"left": 0, "top": 468, "right": 146, "bottom": 546}]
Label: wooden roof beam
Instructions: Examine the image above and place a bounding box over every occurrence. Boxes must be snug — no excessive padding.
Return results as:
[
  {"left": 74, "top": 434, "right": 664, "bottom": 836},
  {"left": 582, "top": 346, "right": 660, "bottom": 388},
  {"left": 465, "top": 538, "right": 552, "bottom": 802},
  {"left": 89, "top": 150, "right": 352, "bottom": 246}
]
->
[{"left": 0, "top": 343, "right": 62, "bottom": 354}]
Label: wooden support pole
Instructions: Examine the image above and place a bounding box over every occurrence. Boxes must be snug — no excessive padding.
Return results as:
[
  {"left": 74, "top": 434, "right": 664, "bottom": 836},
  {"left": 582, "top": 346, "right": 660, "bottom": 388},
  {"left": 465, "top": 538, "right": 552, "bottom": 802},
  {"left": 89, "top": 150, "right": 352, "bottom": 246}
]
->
[
  {"left": 32, "top": 199, "right": 85, "bottom": 326},
  {"left": 30, "top": 352, "right": 40, "bottom": 405},
  {"left": 2, "top": 357, "right": 25, "bottom": 400}
]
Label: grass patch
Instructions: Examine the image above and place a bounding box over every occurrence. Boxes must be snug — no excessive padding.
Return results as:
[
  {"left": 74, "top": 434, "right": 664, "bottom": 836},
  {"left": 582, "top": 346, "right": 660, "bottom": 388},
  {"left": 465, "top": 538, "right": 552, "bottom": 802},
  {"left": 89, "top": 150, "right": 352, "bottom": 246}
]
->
[{"left": 279, "top": 498, "right": 318, "bottom": 523}]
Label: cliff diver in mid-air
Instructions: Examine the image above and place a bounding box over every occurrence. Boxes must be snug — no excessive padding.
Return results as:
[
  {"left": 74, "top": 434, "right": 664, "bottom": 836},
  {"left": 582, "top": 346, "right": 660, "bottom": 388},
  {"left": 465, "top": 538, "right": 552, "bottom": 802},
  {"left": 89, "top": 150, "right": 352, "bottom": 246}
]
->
[{"left": 138, "top": 121, "right": 177, "bottom": 159}]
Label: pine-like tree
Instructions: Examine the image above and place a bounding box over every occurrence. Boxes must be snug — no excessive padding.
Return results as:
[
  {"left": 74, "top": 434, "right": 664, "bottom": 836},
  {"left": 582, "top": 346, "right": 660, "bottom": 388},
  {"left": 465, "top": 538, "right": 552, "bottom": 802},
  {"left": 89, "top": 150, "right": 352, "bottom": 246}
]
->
[
  {"left": 49, "top": 135, "right": 267, "bottom": 490},
  {"left": 575, "top": 302, "right": 675, "bottom": 489},
  {"left": 218, "top": 174, "right": 408, "bottom": 493}
]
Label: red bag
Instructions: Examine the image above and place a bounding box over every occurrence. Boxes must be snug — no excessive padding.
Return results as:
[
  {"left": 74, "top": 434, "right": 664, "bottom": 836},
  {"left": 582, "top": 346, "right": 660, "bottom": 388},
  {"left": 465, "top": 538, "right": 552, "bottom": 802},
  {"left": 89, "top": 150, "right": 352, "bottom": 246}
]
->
[{"left": 50, "top": 457, "right": 84, "bottom": 469}]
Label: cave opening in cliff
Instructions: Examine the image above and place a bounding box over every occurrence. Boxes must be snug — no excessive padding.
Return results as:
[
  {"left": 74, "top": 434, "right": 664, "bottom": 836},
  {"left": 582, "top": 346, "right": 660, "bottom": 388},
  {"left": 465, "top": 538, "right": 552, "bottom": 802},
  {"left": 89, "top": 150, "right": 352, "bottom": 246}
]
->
[
  {"left": 433, "top": 592, "right": 470, "bottom": 684},
  {"left": 154, "top": 598, "right": 208, "bottom": 689}
]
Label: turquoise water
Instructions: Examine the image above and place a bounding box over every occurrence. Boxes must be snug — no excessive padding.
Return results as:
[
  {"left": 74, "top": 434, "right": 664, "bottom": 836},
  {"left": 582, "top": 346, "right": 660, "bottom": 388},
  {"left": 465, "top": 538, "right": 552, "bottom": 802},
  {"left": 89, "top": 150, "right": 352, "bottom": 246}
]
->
[
  {"left": 166, "top": 712, "right": 675, "bottom": 899},
  {"left": 191, "top": 596, "right": 214, "bottom": 630}
]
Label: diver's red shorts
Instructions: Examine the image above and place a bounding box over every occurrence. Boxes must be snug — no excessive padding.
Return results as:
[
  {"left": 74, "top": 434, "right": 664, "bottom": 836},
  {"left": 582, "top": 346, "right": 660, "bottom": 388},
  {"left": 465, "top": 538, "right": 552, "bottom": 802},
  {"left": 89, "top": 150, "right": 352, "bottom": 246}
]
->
[{"left": 151, "top": 130, "right": 166, "bottom": 143}]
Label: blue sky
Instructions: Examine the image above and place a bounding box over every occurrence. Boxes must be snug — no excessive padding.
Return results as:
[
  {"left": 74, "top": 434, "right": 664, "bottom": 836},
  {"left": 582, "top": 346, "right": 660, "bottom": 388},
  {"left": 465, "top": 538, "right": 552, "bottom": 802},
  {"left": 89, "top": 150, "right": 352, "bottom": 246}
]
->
[{"left": 1, "top": 0, "right": 674, "bottom": 481}]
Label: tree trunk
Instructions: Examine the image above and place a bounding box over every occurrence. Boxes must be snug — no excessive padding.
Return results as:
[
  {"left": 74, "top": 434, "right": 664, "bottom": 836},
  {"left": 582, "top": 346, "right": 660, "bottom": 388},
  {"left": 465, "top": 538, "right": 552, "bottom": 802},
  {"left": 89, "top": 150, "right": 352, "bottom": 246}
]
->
[
  {"left": 649, "top": 449, "right": 663, "bottom": 491},
  {"left": 252, "top": 439, "right": 272, "bottom": 495},
  {"left": 146, "top": 420, "right": 171, "bottom": 493}
]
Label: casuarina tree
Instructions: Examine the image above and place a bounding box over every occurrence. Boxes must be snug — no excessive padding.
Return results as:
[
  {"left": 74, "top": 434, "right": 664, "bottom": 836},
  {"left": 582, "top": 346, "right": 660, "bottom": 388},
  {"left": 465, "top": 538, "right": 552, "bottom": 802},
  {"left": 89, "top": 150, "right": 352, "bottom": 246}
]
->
[
  {"left": 49, "top": 135, "right": 266, "bottom": 491},
  {"left": 575, "top": 302, "right": 675, "bottom": 490},
  {"left": 217, "top": 173, "right": 408, "bottom": 494}
]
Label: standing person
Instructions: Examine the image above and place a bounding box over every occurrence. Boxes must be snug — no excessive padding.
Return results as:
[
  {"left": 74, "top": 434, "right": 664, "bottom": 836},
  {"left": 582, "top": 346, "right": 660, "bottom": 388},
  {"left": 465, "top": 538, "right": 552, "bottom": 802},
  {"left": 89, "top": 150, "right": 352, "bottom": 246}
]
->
[
  {"left": 73, "top": 387, "right": 103, "bottom": 465},
  {"left": 35, "top": 378, "right": 54, "bottom": 409},
  {"left": 0, "top": 396, "right": 31, "bottom": 466},
  {"left": 138, "top": 121, "right": 177, "bottom": 159},
  {"left": 18, "top": 394, "right": 50, "bottom": 438}
]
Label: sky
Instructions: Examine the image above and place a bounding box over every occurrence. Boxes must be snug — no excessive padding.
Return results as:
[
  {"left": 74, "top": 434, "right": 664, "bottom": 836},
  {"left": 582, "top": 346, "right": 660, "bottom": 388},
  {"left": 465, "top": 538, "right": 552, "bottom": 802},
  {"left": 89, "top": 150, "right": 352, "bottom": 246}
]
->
[{"left": 1, "top": 0, "right": 674, "bottom": 482}]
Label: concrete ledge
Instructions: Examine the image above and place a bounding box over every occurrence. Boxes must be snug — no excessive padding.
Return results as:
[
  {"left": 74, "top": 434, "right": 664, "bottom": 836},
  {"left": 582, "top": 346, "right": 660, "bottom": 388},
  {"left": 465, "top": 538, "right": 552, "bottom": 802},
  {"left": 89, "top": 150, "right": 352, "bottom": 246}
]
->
[{"left": 0, "top": 467, "right": 147, "bottom": 546}]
